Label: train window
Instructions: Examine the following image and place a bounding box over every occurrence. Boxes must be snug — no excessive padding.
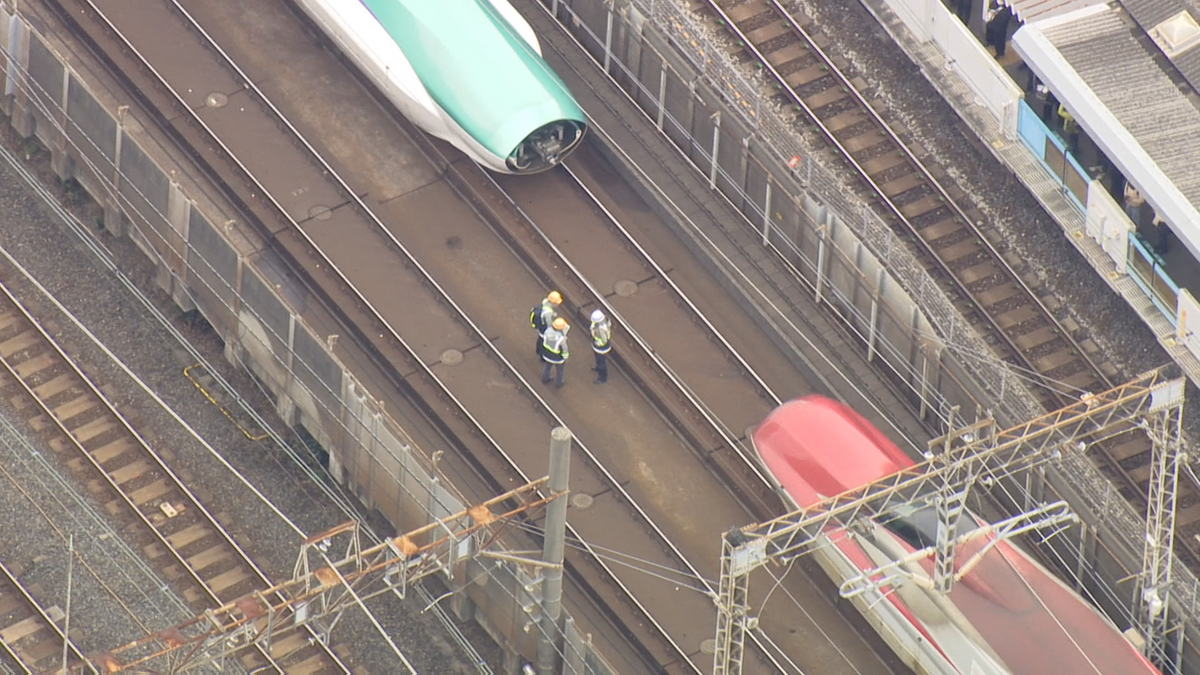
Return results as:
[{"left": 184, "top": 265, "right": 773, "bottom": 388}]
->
[{"left": 881, "top": 503, "right": 977, "bottom": 550}]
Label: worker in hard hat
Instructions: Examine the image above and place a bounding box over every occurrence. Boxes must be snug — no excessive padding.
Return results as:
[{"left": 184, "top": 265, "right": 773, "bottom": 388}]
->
[
  {"left": 589, "top": 309, "right": 612, "bottom": 384},
  {"left": 529, "top": 291, "right": 563, "bottom": 357},
  {"left": 540, "top": 317, "right": 570, "bottom": 388}
]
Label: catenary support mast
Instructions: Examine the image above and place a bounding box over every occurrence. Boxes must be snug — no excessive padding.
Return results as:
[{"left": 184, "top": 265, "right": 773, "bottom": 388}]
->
[
  {"left": 1138, "top": 379, "right": 1186, "bottom": 664},
  {"left": 92, "top": 478, "right": 557, "bottom": 673},
  {"left": 712, "top": 368, "right": 1185, "bottom": 675}
]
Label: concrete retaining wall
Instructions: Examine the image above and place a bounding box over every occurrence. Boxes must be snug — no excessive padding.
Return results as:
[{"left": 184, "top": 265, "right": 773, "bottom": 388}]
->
[
  {"left": 0, "top": 3, "right": 615, "bottom": 673},
  {"left": 8, "top": 0, "right": 1199, "bottom": 667},
  {"left": 545, "top": 0, "right": 1200, "bottom": 668}
]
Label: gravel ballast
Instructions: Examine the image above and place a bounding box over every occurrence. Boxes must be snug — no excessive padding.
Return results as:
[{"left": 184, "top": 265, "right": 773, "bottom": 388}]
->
[{"left": 0, "top": 128, "right": 499, "bottom": 673}]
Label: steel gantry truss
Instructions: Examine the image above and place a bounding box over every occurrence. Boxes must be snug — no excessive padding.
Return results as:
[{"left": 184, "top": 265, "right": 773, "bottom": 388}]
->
[
  {"left": 90, "top": 478, "right": 556, "bottom": 674},
  {"left": 837, "top": 500, "right": 1079, "bottom": 600},
  {"left": 1138, "top": 379, "right": 1186, "bottom": 664},
  {"left": 713, "top": 368, "right": 1186, "bottom": 675}
]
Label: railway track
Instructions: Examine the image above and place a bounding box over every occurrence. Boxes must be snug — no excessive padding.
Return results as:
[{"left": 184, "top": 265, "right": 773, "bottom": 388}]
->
[
  {"left": 0, "top": 269, "right": 348, "bottom": 673},
  {"left": 28, "top": 0, "right": 918, "bottom": 671},
  {"left": 2, "top": 0, "right": 1192, "bottom": 669},
  {"left": 466, "top": 159, "right": 785, "bottom": 520},
  {"left": 692, "top": 0, "right": 1200, "bottom": 559},
  {"left": 0, "top": 558, "right": 90, "bottom": 674},
  {"left": 703, "top": 0, "right": 1104, "bottom": 403}
]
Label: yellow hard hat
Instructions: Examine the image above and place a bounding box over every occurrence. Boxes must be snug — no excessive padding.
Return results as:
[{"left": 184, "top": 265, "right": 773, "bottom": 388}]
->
[
  {"left": 552, "top": 317, "right": 568, "bottom": 330},
  {"left": 548, "top": 291, "right": 562, "bottom": 304}
]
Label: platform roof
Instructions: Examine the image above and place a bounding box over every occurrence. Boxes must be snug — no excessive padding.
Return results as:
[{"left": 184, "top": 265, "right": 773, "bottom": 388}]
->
[
  {"left": 1003, "top": 0, "right": 1100, "bottom": 23},
  {"left": 1014, "top": 3, "right": 1200, "bottom": 261}
]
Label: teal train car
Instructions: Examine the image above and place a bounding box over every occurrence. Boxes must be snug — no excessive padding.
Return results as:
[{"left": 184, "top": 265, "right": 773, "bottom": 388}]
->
[{"left": 294, "top": 0, "right": 587, "bottom": 174}]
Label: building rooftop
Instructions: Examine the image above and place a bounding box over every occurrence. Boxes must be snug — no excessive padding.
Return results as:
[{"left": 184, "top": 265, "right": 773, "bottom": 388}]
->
[
  {"left": 1015, "top": 3, "right": 1200, "bottom": 258},
  {"left": 1006, "top": 0, "right": 1103, "bottom": 23}
]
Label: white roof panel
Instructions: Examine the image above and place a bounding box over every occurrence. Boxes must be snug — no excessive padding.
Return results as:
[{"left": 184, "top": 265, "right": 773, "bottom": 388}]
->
[
  {"left": 1043, "top": 9, "right": 1200, "bottom": 204},
  {"left": 1014, "top": 6, "right": 1200, "bottom": 259},
  {"left": 1004, "top": 0, "right": 1103, "bottom": 23}
]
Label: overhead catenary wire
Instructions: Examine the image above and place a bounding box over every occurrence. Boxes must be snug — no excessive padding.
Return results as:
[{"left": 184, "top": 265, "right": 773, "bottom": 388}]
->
[
  {"left": 0, "top": 24, "right": 993, "bottom": 672},
  {"left": 0, "top": 3, "right": 1166, "bottom": 667},
  {"left": 759, "top": 562, "right": 868, "bottom": 675},
  {"left": 0, "top": 111, "right": 495, "bottom": 671},
  {"left": 530, "top": 0, "right": 1101, "bottom": 422},
  {"left": 0, "top": 38, "right": 1123, "bottom": 675},
  {"left": 506, "top": 520, "right": 715, "bottom": 593},
  {"left": 29, "top": 2, "right": 725, "bottom": 664},
  {"left": 757, "top": 461, "right": 1159, "bottom": 666},
  {"left": 0, "top": 413, "right": 193, "bottom": 637}
]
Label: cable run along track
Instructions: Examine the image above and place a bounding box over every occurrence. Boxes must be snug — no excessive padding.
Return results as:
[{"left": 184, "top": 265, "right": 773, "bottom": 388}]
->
[
  {"left": 33, "top": 0, "right": 919, "bottom": 671},
  {"left": 692, "top": 0, "right": 1200, "bottom": 560},
  {"left": 0, "top": 264, "right": 348, "bottom": 673}
]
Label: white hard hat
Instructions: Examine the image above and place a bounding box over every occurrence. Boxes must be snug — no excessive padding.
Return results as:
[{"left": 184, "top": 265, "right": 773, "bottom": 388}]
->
[{"left": 591, "top": 309, "right": 605, "bottom": 322}]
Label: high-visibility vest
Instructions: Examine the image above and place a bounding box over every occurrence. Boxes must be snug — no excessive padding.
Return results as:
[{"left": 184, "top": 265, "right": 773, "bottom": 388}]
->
[
  {"left": 541, "top": 329, "right": 569, "bottom": 363},
  {"left": 1057, "top": 104, "right": 1076, "bottom": 133},
  {"left": 530, "top": 299, "right": 557, "bottom": 333},
  {"left": 591, "top": 319, "right": 612, "bottom": 354}
]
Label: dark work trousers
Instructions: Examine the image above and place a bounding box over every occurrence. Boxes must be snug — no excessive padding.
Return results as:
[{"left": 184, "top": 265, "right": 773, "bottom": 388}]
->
[
  {"left": 542, "top": 359, "right": 565, "bottom": 387},
  {"left": 1042, "top": 93, "right": 1059, "bottom": 124},
  {"left": 955, "top": 0, "right": 972, "bottom": 23},
  {"left": 592, "top": 351, "right": 608, "bottom": 383},
  {"left": 986, "top": 11, "right": 1011, "bottom": 57}
]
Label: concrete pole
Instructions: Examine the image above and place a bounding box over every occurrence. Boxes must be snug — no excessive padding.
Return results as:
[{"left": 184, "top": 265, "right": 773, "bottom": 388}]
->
[
  {"left": 710, "top": 111, "right": 722, "bottom": 190},
  {"left": 536, "top": 427, "right": 572, "bottom": 675},
  {"left": 62, "top": 534, "right": 73, "bottom": 674}
]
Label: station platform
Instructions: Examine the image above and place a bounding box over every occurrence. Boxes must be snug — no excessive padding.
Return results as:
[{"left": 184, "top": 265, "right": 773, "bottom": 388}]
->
[{"left": 858, "top": 0, "right": 1200, "bottom": 386}]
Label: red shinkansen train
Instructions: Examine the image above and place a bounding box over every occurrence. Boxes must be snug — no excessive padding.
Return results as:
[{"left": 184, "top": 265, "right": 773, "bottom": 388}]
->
[{"left": 753, "top": 396, "right": 1159, "bottom": 674}]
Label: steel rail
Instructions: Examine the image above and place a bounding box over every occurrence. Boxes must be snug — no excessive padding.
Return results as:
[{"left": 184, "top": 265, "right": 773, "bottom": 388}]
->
[
  {"left": 699, "top": 0, "right": 1109, "bottom": 400},
  {"left": 500, "top": 12, "right": 872, "bottom": 672},
  {"left": 525, "top": 0, "right": 942, "bottom": 456},
  {"left": 168, "top": 0, "right": 702, "bottom": 668},
  {"left": 472, "top": 157, "right": 784, "bottom": 501},
  {"left": 617, "top": 0, "right": 1160, "bottom": 518},
  {"left": 154, "top": 0, "right": 801, "bottom": 668},
  {"left": 555, "top": 156, "right": 804, "bottom": 675},
  {"left": 563, "top": 162, "right": 782, "bottom": 475},
  {"left": 692, "top": 0, "right": 1178, "bottom": 530},
  {"left": 0, "top": 558, "right": 94, "bottom": 674},
  {"left": 75, "top": 0, "right": 711, "bottom": 669},
  {"left": 0, "top": 112, "right": 490, "bottom": 673},
  {"left": 516, "top": 4, "right": 1200, "bottom": 665},
  {"left": 445, "top": 139, "right": 800, "bottom": 675},
  {"left": 0, "top": 267, "right": 313, "bottom": 675},
  {"left": 64, "top": 0, "right": 891, "bottom": 670}
]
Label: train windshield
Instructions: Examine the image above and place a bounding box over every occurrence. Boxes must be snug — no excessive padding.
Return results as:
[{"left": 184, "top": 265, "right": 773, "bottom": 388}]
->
[
  {"left": 880, "top": 502, "right": 979, "bottom": 550},
  {"left": 507, "top": 120, "right": 586, "bottom": 173}
]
